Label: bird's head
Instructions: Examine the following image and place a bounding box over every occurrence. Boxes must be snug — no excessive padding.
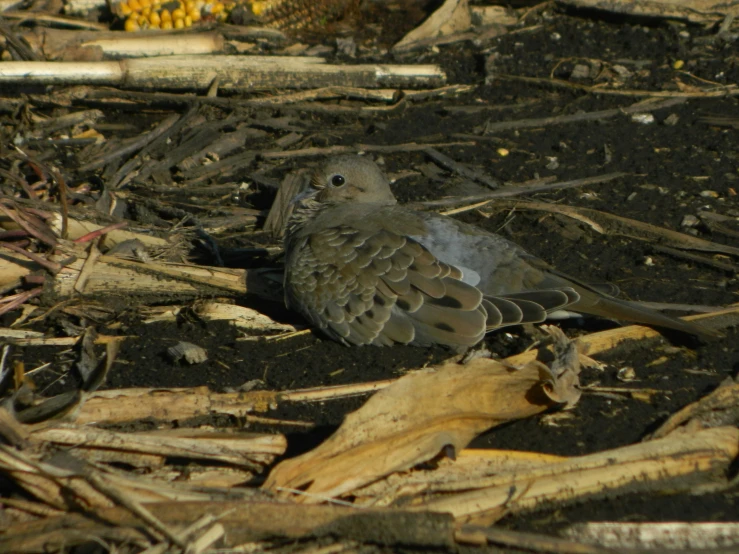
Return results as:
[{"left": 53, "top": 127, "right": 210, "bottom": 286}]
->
[{"left": 307, "top": 156, "right": 398, "bottom": 206}]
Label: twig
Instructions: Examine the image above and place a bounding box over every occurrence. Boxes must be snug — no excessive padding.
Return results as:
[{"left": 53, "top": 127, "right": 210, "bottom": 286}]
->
[
  {"left": 78, "top": 114, "right": 180, "bottom": 172},
  {"left": 0, "top": 242, "right": 62, "bottom": 273},
  {"left": 260, "top": 141, "right": 476, "bottom": 159},
  {"left": 74, "top": 238, "right": 102, "bottom": 294},
  {"left": 481, "top": 96, "right": 686, "bottom": 133},
  {"left": 423, "top": 148, "right": 501, "bottom": 189},
  {"left": 275, "top": 487, "right": 362, "bottom": 508},
  {"left": 0, "top": 288, "right": 42, "bottom": 317},
  {"left": 474, "top": 198, "right": 739, "bottom": 257},
  {"left": 279, "top": 380, "right": 398, "bottom": 402},
  {"left": 73, "top": 222, "right": 128, "bottom": 244},
  {"left": 0, "top": 15, "right": 38, "bottom": 61},
  {"left": 50, "top": 168, "right": 69, "bottom": 240},
  {"left": 496, "top": 74, "right": 739, "bottom": 98},
  {"left": 417, "top": 172, "right": 627, "bottom": 209},
  {"left": 86, "top": 472, "right": 183, "bottom": 547},
  {"left": 0, "top": 199, "right": 57, "bottom": 246},
  {"left": 1, "top": 10, "right": 108, "bottom": 30},
  {"left": 245, "top": 86, "right": 401, "bottom": 106},
  {"left": 651, "top": 244, "right": 739, "bottom": 272}
]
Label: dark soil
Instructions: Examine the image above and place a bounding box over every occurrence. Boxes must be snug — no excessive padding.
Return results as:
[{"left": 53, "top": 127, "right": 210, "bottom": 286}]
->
[{"left": 3, "top": 1, "right": 739, "bottom": 547}]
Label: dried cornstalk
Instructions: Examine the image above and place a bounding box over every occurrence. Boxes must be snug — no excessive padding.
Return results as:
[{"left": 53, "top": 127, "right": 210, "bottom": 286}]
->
[
  {"left": 72, "top": 386, "right": 280, "bottom": 425},
  {"left": 564, "top": 522, "right": 739, "bottom": 550},
  {"left": 557, "top": 0, "right": 736, "bottom": 24},
  {"left": 19, "top": 28, "right": 227, "bottom": 60},
  {"left": 30, "top": 426, "right": 286, "bottom": 469},
  {"left": 418, "top": 426, "right": 739, "bottom": 524},
  {"left": 0, "top": 56, "right": 447, "bottom": 91}
]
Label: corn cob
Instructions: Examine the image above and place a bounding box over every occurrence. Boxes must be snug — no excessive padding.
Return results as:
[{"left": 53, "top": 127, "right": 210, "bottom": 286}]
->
[{"left": 114, "top": 0, "right": 350, "bottom": 32}]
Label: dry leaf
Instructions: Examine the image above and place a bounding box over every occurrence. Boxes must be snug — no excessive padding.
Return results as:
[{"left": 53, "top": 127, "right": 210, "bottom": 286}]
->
[
  {"left": 537, "top": 326, "right": 582, "bottom": 408},
  {"left": 265, "top": 354, "right": 577, "bottom": 500},
  {"left": 393, "top": 0, "right": 472, "bottom": 53}
]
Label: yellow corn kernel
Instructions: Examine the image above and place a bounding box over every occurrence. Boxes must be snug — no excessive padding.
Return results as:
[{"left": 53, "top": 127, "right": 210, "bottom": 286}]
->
[
  {"left": 172, "top": 7, "right": 185, "bottom": 19},
  {"left": 118, "top": 2, "right": 132, "bottom": 16},
  {"left": 124, "top": 17, "right": 139, "bottom": 31},
  {"left": 188, "top": 8, "right": 200, "bottom": 21},
  {"left": 173, "top": 17, "right": 185, "bottom": 28},
  {"left": 141, "top": 6, "right": 151, "bottom": 15},
  {"left": 149, "top": 11, "right": 161, "bottom": 25},
  {"left": 137, "top": 14, "right": 149, "bottom": 27},
  {"left": 210, "top": 2, "right": 224, "bottom": 15},
  {"left": 128, "top": 0, "right": 141, "bottom": 12},
  {"left": 250, "top": 1, "right": 265, "bottom": 16},
  {"left": 160, "top": 8, "right": 171, "bottom": 21},
  {"left": 184, "top": 0, "right": 195, "bottom": 12},
  {"left": 184, "top": 14, "right": 193, "bottom": 26},
  {"left": 139, "top": 0, "right": 151, "bottom": 7},
  {"left": 161, "top": 19, "right": 173, "bottom": 29}
]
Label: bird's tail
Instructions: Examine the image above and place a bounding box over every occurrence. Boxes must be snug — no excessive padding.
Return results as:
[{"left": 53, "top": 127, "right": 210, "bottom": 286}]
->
[{"left": 574, "top": 291, "right": 722, "bottom": 340}]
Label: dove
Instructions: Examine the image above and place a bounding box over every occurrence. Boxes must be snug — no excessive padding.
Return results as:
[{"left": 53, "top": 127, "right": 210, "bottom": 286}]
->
[{"left": 283, "top": 155, "right": 717, "bottom": 347}]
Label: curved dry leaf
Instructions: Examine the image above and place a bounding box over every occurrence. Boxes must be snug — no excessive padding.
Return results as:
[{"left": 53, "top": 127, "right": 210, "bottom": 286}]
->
[{"left": 264, "top": 355, "right": 574, "bottom": 500}]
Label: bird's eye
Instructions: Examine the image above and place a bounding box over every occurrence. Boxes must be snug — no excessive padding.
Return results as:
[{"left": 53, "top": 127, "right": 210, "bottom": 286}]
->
[{"left": 330, "top": 174, "right": 346, "bottom": 187}]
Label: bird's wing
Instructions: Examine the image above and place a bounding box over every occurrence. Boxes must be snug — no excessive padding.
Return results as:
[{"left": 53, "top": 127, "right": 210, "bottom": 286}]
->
[
  {"left": 287, "top": 222, "right": 492, "bottom": 346},
  {"left": 287, "top": 222, "right": 586, "bottom": 347}
]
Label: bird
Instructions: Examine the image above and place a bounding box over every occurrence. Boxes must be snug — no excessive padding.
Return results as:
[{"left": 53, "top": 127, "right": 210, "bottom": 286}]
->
[{"left": 283, "top": 155, "right": 718, "bottom": 348}]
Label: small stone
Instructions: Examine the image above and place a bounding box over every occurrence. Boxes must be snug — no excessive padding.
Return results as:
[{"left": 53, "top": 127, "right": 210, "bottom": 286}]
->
[
  {"left": 663, "top": 113, "right": 680, "bottom": 126},
  {"left": 167, "top": 342, "right": 208, "bottom": 364},
  {"left": 631, "top": 113, "right": 655, "bottom": 125},
  {"left": 700, "top": 190, "right": 719, "bottom": 198},
  {"left": 545, "top": 156, "right": 559, "bottom": 170},
  {"left": 627, "top": 192, "right": 637, "bottom": 201},
  {"left": 497, "top": 148, "right": 509, "bottom": 157},
  {"left": 571, "top": 64, "right": 590, "bottom": 80},
  {"left": 617, "top": 367, "right": 637, "bottom": 382},
  {"left": 672, "top": 60, "right": 685, "bottom": 70},
  {"left": 305, "top": 44, "right": 334, "bottom": 57},
  {"left": 643, "top": 256, "right": 655, "bottom": 266},
  {"left": 336, "top": 37, "right": 357, "bottom": 57},
  {"left": 612, "top": 65, "right": 632, "bottom": 78},
  {"left": 681, "top": 214, "right": 699, "bottom": 227}
]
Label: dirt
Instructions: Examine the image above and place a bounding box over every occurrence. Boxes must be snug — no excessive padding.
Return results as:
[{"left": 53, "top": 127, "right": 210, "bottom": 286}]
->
[{"left": 3, "top": 1, "right": 739, "bottom": 547}]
